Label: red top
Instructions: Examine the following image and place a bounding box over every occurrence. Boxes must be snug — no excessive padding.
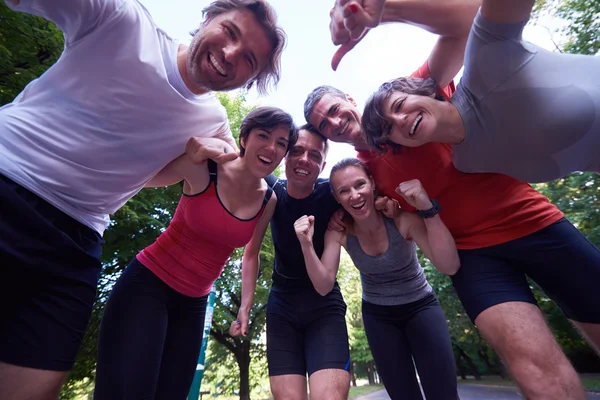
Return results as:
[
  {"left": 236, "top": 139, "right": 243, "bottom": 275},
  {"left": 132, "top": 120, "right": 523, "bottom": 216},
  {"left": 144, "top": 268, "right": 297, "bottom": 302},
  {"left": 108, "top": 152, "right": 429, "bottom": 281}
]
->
[
  {"left": 138, "top": 161, "right": 271, "bottom": 297},
  {"left": 357, "top": 60, "right": 563, "bottom": 250}
]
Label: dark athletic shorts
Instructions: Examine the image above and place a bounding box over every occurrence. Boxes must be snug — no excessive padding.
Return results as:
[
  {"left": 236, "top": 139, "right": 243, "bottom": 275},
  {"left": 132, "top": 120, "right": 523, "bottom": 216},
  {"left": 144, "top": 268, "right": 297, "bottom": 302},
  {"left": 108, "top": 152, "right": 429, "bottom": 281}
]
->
[
  {"left": 266, "top": 285, "right": 350, "bottom": 377},
  {"left": 0, "top": 174, "right": 103, "bottom": 371},
  {"left": 452, "top": 218, "right": 600, "bottom": 324}
]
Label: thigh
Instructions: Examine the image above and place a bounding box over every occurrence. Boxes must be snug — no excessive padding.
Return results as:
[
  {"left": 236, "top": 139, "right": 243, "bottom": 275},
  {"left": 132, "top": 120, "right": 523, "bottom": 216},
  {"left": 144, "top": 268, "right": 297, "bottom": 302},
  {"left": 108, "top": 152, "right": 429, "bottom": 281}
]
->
[
  {"left": 94, "top": 259, "right": 169, "bottom": 400},
  {"left": 309, "top": 369, "right": 350, "bottom": 400},
  {"left": 0, "top": 362, "right": 67, "bottom": 400},
  {"left": 155, "top": 295, "right": 208, "bottom": 400},
  {"left": 362, "top": 303, "right": 423, "bottom": 400},
  {"left": 0, "top": 175, "right": 102, "bottom": 371},
  {"left": 452, "top": 248, "right": 537, "bottom": 322},
  {"left": 517, "top": 219, "right": 600, "bottom": 323},
  {"left": 304, "top": 302, "right": 350, "bottom": 377},
  {"left": 405, "top": 297, "right": 458, "bottom": 400},
  {"left": 270, "top": 375, "right": 307, "bottom": 400},
  {"left": 266, "top": 293, "right": 307, "bottom": 377},
  {"left": 474, "top": 301, "right": 575, "bottom": 388}
]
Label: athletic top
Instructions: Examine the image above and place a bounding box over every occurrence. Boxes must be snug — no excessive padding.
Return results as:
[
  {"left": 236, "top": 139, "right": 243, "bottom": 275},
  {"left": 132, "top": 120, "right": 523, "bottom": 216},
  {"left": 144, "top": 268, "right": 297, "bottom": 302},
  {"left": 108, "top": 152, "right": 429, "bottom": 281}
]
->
[
  {"left": 345, "top": 217, "right": 432, "bottom": 306},
  {"left": 357, "top": 62, "right": 564, "bottom": 250},
  {"left": 266, "top": 175, "right": 341, "bottom": 291},
  {"left": 451, "top": 11, "right": 600, "bottom": 182},
  {"left": 1, "top": 0, "right": 231, "bottom": 234},
  {"left": 138, "top": 160, "right": 272, "bottom": 297}
]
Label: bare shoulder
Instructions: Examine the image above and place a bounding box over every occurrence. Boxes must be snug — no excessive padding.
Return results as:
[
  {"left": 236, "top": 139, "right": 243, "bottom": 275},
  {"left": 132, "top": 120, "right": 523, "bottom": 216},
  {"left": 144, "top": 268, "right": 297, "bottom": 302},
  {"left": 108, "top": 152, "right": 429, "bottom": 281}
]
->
[{"left": 393, "top": 211, "right": 421, "bottom": 239}]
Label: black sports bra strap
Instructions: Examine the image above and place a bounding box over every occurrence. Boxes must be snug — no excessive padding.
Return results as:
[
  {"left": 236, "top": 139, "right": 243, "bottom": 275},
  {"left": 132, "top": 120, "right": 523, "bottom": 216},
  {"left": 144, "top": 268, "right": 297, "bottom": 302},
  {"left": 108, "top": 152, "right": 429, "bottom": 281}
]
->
[
  {"left": 262, "top": 185, "right": 273, "bottom": 206},
  {"left": 208, "top": 159, "right": 218, "bottom": 183}
]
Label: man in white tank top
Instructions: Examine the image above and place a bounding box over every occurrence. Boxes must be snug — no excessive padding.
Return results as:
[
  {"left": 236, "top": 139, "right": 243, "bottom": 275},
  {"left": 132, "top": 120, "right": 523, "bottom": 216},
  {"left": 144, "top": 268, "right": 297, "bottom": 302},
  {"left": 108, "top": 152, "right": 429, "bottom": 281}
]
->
[{"left": 0, "top": 0, "right": 285, "bottom": 398}]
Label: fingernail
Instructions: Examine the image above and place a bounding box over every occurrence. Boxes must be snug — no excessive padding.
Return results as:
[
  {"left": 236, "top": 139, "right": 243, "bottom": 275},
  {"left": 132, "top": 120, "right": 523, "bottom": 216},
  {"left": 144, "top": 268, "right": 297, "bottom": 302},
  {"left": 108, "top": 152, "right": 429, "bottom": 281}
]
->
[{"left": 349, "top": 4, "right": 358, "bottom": 13}]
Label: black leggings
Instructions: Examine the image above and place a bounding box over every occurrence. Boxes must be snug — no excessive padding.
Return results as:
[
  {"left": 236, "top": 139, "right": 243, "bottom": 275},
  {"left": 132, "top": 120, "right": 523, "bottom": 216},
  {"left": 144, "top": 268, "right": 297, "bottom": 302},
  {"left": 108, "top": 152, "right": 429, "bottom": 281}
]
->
[
  {"left": 362, "top": 294, "right": 458, "bottom": 400},
  {"left": 94, "top": 258, "right": 208, "bottom": 400}
]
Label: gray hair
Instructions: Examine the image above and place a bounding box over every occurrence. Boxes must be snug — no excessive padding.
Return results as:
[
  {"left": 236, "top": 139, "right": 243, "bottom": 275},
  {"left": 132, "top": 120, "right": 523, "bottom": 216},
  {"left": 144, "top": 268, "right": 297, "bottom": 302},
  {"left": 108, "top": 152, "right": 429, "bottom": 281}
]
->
[{"left": 303, "top": 85, "right": 347, "bottom": 124}]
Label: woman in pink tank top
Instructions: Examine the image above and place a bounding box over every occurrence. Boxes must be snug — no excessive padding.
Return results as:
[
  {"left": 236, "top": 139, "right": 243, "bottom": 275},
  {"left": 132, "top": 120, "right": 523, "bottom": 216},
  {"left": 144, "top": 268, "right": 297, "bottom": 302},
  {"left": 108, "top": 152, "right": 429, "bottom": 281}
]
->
[{"left": 94, "top": 107, "right": 298, "bottom": 399}]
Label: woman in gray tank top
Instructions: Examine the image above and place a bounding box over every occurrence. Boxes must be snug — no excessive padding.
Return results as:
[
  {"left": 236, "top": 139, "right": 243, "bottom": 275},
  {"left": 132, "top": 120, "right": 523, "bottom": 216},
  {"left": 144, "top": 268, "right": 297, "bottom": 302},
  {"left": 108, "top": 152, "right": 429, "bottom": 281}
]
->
[
  {"left": 358, "top": 0, "right": 600, "bottom": 183},
  {"left": 294, "top": 158, "right": 460, "bottom": 400}
]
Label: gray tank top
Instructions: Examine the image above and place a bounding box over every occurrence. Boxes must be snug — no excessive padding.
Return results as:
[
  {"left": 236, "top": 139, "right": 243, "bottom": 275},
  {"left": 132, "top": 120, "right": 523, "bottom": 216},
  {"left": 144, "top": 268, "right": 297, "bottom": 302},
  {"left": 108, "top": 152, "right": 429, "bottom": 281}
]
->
[
  {"left": 451, "top": 11, "right": 600, "bottom": 183},
  {"left": 345, "top": 217, "right": 432, "bottom": 306}
]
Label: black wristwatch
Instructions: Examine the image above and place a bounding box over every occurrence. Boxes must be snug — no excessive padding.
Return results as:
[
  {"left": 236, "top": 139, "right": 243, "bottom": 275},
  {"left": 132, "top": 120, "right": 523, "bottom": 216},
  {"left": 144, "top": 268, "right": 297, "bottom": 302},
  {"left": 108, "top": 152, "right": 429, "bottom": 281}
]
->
[{"left": 416, "top": 198, "right": 441, "bottom": 219}]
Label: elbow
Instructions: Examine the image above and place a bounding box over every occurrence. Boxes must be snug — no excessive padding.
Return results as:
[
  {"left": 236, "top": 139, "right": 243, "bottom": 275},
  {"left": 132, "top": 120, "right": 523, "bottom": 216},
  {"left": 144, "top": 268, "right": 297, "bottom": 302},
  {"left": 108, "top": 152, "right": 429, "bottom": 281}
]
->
[
  {"left": 317, "top": 278, "right": 336, "bottom": 296},
  {"left": 441, "top": 259, "right": 461, "bottom": 276}
]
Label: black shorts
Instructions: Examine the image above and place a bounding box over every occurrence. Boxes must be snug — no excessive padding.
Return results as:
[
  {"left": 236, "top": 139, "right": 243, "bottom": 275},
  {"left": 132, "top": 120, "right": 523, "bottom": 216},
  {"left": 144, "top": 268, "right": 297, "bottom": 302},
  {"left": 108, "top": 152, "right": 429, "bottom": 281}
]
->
[
  {"left": 266, "top": 286, "right": 350, "bottom": 377},
  {"left": 452, "top": 218, "right": 600, "bottom": 324},
  {"left": 0, "top": 174, "right": 103, "bottom": 371}
]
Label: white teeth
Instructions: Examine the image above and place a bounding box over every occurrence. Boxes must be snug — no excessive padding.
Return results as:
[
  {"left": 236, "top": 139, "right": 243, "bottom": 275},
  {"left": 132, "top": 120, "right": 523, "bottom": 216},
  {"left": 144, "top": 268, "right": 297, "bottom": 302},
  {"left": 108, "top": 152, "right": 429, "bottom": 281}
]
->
[
  {"left": 351, "top": 201, "right": 366, "bottom": 210},
  {"left": 258, "top": 155, "right": 272, "bottom": 164},
  {"left": 209, "top": 54, "right": 226, "bottom": 76},
  {"left": 294, "top": 168, "right": 309, "bottom": 176},
  {"left": 410, "top": 114, "right": 422, "bottom": 136}
]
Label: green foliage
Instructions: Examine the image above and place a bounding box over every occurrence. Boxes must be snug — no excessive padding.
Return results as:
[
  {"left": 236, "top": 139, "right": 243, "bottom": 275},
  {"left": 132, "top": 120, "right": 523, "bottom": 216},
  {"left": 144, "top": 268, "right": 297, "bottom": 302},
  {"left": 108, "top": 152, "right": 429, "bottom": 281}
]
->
[
  {"left": 0, "top": 2, "right": 64, "bottom": 105},
  {"left": 533, "top": 0, "right": 600, "bottom": 55},
  {"left": 338, "top": 252, "right": 372, "bottom": 367}
]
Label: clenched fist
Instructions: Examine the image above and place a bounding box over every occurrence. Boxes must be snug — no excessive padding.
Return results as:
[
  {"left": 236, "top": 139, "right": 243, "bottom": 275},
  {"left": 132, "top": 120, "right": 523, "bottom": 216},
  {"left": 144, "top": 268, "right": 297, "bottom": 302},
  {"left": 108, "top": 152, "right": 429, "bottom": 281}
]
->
[
  {"left": 294, "top": 215, "right": 315, "bottom": 245},
  {"left": 395, "top": 180, "right": 434, "bottom": 211}
]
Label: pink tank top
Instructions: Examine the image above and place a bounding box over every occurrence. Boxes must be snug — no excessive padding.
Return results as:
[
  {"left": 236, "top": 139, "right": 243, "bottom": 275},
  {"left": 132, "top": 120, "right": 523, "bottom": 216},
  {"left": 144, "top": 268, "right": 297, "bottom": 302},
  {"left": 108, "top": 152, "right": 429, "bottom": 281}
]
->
[{"left": 137, "top": 160, "right": 272, "bottom": 297}]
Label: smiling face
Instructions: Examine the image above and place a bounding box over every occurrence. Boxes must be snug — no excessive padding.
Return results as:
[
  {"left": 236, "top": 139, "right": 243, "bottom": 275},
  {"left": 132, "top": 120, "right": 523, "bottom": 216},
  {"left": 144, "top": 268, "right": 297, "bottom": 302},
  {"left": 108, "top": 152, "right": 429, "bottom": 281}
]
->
[
  {"left": 185, "top": 9, "right": 273, "bottom": 93},
  {"left": 308, "top": 94, "right": 363, "bottom": 145},
  {"left": 381, "top": 91, "right": 443, "bottom": 147},
  {"left": 241, "top": 125, "right": 290, "bottom": 178},
  {"left": 285, "top": 129, "right": 327, "bottom": 191},
  {"left": 330, "top": 165, "right": 376, "bottom": 222}
]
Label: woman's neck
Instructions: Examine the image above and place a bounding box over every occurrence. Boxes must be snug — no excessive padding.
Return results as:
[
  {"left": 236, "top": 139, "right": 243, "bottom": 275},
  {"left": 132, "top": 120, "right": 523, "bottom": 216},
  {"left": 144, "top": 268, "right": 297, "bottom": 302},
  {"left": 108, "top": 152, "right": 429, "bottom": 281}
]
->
[
  {"left": 353, "top": 209, "right": 385, "bottom": 236},
  {"left": 223, "top": 157, "right": 264, "bottom": 191}
]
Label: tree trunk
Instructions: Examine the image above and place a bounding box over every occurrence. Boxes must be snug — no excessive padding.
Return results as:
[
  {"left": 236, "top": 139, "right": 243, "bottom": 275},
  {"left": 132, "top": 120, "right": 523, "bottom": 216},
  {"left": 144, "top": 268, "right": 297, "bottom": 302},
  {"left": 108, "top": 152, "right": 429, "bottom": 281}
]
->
[
  {"left": 236, "top": 343, "right": 251, "bottom": 400},
  {"left": 455, "top": 345, "right": 481, "bottom": 380},
  {"left": 492, "top": 350, "right": 509, "bottom": 380},
  {"left": 456, "top": 358, "right": 467, "bottom": 380},
  {"left": 478, "top": 348, "right": 493, "bottom": 375},
  {"left": 349, "top": 363, "right": 357, "bottom": 387},
  {"left": 367, "top": 361, "right": 376, "bottom": 385}
]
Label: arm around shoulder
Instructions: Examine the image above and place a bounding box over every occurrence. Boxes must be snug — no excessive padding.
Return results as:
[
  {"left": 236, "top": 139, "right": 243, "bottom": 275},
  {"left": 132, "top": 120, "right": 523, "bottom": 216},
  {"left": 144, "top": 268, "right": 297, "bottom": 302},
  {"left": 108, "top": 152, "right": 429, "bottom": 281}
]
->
[{"left": 395, "top": 212, "right": 460, "bottom": 275}]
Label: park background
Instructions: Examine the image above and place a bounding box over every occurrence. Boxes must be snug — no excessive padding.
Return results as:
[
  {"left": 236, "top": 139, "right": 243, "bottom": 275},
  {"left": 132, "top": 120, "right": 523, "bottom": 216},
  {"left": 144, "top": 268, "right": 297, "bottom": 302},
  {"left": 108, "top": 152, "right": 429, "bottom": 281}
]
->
[{"left": 0, "top": 0, "right": 598, "bottom": 398}]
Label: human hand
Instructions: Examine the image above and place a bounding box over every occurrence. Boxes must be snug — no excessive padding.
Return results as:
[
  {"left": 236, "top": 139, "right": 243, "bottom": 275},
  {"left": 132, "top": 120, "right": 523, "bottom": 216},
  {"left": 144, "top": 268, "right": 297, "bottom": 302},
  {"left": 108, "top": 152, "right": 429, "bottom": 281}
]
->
[{"left": 395, "top": 180, "right": 433, "bottom": 211}]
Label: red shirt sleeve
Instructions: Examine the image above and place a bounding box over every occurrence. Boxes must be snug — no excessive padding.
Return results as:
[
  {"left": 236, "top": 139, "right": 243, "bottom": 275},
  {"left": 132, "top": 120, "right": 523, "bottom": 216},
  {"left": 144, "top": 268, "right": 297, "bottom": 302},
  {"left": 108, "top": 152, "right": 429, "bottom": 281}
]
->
[{"left": 410, "top": 59, "right": 455, "bottom": 101}]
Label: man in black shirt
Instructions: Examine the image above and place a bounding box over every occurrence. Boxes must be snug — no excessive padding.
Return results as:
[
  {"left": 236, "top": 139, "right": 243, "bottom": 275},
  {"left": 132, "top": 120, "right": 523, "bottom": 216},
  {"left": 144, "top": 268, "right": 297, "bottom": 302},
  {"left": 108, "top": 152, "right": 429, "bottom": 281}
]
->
[{"left": 236, "top": 125, "right": 351, "bottom": 399}]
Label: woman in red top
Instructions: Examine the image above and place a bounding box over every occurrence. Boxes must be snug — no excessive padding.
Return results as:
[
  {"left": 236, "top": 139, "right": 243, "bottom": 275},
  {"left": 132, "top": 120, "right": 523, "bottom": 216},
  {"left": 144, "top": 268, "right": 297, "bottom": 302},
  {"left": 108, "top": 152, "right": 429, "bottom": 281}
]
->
[{"left": 94, "top": 107, "right": 298, "bottom": 400}]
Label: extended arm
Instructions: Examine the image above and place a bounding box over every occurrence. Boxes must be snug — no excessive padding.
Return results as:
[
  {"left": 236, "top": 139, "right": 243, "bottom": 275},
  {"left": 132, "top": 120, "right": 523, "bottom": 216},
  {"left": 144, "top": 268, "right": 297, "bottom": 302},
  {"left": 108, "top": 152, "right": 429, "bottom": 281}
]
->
[
  {"left": 234, "top": 194, "right": 277, "bottom": 336},
  {"left": 330, "top": 0, "right": 480, "bottom": 83}
]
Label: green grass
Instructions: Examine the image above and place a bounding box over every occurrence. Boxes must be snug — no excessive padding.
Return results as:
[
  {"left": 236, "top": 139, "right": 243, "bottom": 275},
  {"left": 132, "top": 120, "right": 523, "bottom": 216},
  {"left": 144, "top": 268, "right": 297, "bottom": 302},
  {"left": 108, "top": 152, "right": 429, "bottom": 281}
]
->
[
  {"left": 581, "top": 375, "right": 600, "bottom": 391},
  {"left": 458, "top": 374, "right": 600, "bottom": 392},
  {"left": 348, "top": 384, "right": 384, "bottom": 398}
]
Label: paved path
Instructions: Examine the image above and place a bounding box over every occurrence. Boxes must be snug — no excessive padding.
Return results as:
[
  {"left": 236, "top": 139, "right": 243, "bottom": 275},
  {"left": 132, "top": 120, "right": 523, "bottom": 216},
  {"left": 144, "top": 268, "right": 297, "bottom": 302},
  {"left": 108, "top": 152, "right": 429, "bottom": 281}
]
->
[{"left": 357, "top": 385, "right": 600, "bottom": 399}]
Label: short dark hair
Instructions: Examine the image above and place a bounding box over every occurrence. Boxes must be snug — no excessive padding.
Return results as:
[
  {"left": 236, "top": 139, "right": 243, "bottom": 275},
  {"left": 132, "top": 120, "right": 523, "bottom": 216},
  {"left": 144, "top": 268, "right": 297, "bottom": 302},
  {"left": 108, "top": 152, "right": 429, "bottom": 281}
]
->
[
  {"left": 192, "top": 0, "right": 286, "bottom": 95},
  {"left": 239, "top": 106, "right": 298, "bottom": 156},
  {"left": 303, "top": 85, "right": 347, "bottom": 124},
  {"left": 297, "top": 123, "right": 329, "bottom": 157},
  {"left": 362, "top": 76, "right": 442, "bottom": 153}
]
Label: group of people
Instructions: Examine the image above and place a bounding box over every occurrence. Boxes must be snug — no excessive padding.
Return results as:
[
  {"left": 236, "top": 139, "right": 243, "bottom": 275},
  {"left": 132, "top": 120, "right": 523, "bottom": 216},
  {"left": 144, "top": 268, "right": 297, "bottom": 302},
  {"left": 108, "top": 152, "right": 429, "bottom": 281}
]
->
[{"left": 0, "top": 1, "right": 599, "bottom": 400}]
